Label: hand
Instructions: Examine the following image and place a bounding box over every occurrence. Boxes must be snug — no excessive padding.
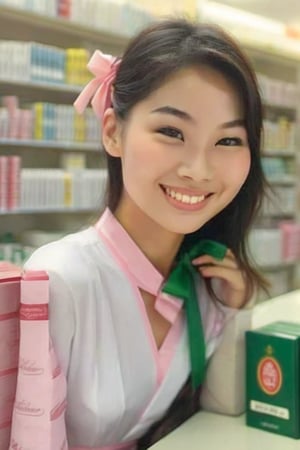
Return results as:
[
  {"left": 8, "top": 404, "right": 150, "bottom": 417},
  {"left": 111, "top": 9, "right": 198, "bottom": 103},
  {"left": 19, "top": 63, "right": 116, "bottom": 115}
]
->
[{"left": 192, "top": 249, "right": 248, "bottom": 309}]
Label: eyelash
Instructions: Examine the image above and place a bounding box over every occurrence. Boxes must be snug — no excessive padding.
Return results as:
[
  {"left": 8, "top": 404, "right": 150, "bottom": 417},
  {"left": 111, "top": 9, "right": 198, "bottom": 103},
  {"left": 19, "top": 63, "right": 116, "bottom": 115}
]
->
[
  {"left": 156, "top": 129, "right": 243, "bottom": 147},
  {"left": 157, "top": 127, "right": 184, "bottom": 141},
  {"left": 216, "top": 137, "right": 243, "bottom": 146}
]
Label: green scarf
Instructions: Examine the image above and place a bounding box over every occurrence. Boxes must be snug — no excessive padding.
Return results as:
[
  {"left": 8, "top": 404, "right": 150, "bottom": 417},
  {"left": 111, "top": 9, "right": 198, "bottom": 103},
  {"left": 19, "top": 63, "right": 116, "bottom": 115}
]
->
[{"left": 162, "top": 239, "right": 227, "bottom": 389}]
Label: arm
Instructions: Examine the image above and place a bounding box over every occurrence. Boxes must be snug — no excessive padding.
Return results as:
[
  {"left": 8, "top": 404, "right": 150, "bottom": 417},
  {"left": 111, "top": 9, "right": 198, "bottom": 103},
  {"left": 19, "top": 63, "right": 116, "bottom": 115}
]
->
[
  {"left": 192, "top": 249, "right": 256, "bottom": 415},
  {"left": 200, "top": 308, "right": 252, "bottom": 415}
]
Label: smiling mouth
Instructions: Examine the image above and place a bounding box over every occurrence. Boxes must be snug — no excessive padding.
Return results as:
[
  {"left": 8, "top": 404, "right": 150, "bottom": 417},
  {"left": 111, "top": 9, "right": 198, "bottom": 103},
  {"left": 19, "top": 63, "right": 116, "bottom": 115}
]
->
[{"left": 161, "top": 185, "right": 212, "bottom": 205}]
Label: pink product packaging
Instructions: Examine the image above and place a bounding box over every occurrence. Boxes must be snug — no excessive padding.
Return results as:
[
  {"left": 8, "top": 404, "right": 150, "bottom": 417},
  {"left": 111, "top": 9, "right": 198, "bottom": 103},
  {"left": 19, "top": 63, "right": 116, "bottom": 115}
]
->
[
  {"left": 57, "top": 0, "right": 72, "bottom": 18},
  {"left": 0, "top": 156, "right": 8, "bottom": 211},
  {"left": 279, "top": 221, "right": 300, "bottom": 262},
  {"left": 0, "top": 264, "right": 21, "bottom": 450},
  {"left": 0, "top": 108, "right": 9, "bottom": 139},
  {"left": 9, "top": 270, "right": 68, "bottom": 450},
  {"left": 1, "top": 97, "right": 19, "bottom": 114},
  {"left": 8, "top": 109, "right": 21, "bottom": 140},
  {"left": 7, "top": 156, "right": 21, "bottom": 211},
  {"left": 18, "top": 110, "right": 34, "bottom": 141},
  {"left": 0, "top": 156, "right": 22, "bottom": 212}
]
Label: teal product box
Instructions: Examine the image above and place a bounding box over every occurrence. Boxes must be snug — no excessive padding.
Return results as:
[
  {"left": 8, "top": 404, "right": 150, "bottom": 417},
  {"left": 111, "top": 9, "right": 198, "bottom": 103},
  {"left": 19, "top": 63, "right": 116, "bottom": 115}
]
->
[{"left": 246, "top": 321, "right": 300, "bottom": 438}]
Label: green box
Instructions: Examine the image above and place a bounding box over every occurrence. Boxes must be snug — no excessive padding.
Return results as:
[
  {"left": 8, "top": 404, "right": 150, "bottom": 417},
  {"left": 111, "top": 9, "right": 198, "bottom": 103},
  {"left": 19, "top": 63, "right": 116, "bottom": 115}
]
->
[{"left": 246, "top": 321, "right": 300, "bottom": 438}]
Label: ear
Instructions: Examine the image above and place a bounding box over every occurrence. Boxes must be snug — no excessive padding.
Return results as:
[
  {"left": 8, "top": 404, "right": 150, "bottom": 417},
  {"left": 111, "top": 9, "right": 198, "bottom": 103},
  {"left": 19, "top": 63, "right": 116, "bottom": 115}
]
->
[{"left": 102, "top": 108, "right": 122, "bottom": 157}]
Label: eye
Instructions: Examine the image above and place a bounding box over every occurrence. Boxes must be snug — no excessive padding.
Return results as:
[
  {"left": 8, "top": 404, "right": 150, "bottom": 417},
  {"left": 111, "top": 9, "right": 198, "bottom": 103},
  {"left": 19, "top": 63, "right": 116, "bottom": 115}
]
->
[
  {"left": 157, "top": 127, "right": 184, "bottom": 141},
  {"left": 216, "top": 137, "right": 243, "bottom": 146}
]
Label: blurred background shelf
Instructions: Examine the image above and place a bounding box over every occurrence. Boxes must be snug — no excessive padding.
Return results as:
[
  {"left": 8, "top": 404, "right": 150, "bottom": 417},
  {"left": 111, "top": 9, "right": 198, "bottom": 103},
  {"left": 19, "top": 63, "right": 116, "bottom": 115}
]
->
[{"left": 0, "top": 139, "right": 100, "bottom": 152}]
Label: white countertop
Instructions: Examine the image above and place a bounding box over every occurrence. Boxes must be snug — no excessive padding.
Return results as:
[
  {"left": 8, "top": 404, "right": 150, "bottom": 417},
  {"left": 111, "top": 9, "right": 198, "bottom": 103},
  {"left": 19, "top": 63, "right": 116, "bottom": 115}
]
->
[{"left": 149, "top": 412, "right": 300, "bottom": 450}]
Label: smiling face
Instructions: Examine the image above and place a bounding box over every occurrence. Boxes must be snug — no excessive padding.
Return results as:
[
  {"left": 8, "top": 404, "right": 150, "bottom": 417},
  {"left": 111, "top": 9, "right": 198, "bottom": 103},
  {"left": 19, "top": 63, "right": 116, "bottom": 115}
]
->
[{"left": 103, "top": 65, "right": 251, "bottom": 236}]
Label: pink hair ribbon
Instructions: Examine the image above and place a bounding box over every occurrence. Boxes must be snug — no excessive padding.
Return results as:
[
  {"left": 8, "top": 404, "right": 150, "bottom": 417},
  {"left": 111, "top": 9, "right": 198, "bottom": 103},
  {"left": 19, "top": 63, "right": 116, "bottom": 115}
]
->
[{"left": 74, "top": 50, "right": 121, "bottom": 119}]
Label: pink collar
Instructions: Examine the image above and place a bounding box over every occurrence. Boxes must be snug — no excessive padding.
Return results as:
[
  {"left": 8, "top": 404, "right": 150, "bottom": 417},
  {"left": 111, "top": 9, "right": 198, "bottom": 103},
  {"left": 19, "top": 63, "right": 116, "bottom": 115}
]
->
[
  {"left": 95, "top": 208, "right": 163, "bottom": 295},
  {"left": 94, "top": 208, "right": 182, "bottom": 323}
]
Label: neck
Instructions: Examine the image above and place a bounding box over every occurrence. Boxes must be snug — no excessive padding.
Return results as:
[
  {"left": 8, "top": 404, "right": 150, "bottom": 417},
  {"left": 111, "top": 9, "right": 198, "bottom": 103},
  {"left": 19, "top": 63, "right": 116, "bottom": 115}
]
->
[{"left": 114, "top": 198, "right": 183, "bottom": 278}]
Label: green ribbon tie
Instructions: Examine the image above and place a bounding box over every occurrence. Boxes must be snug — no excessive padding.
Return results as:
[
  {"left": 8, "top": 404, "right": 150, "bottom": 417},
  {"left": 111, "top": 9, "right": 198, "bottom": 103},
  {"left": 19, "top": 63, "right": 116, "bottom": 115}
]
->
[{"left": 162, "top": 239, "right": 227, "bottom": 390}]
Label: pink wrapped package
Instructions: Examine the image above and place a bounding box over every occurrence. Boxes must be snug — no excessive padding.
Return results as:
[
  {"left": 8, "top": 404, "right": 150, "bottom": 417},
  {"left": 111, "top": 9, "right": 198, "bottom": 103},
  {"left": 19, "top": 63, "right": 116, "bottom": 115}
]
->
[
  {"left": 9, "top": 270, "right": 68, "bottom": 450},
  {"left": 0, "top": 264, "right": 21, "bottom": 450}
]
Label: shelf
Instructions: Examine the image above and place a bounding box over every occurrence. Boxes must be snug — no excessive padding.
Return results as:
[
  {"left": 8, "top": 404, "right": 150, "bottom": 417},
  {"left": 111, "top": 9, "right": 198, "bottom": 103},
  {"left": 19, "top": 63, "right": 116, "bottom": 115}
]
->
[
  {"left": 267, "top": 176, "right": 297, "bottom": 185},
  {"left": 0, "top": 5, "right": 129, "bottom": 54},
  {"left": 0, "top": 78, "right": 82, "bottom": 93},
  {"left": 262, "top": 149, "right": 296, "bottom": 157},
  {"left": 263, "top": 102, "right": 297, "bottom": 114},
  {"left": 0, "top": 207, "right": 97, "bottom": 215},
  {"left": 261, "top": 215, "right": 295, "bottom": 221},
  {"left": 259, "top": 261, "right": 299, "bottom": 271},
  {"left": 0, "top": 78, "right": 83, "bottom": 103},
  {"left": 0, "top": 139, "right": 100, "bottom": 152}
]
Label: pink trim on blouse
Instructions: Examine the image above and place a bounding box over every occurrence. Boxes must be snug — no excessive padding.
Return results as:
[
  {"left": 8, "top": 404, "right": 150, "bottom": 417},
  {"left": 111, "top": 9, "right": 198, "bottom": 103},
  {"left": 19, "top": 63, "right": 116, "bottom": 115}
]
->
[
  {"left": 94, "top": 209, "right": 184, "bottom": 386},
  {"left": 95, "top": 209, "right": 163, "bottom": 296}
]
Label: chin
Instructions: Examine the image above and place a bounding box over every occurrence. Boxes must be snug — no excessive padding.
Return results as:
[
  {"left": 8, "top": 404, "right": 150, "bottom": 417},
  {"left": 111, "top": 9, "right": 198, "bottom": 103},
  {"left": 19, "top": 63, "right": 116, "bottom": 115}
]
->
[{"left": 162, "top": 219, "right": 209, "bottom": 235}]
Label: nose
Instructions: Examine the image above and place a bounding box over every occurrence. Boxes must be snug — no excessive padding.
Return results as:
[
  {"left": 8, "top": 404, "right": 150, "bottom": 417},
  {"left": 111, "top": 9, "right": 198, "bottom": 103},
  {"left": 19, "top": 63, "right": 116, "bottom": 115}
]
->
[{"left": 177, "top": 144, "right": 213, "bottom": 182}]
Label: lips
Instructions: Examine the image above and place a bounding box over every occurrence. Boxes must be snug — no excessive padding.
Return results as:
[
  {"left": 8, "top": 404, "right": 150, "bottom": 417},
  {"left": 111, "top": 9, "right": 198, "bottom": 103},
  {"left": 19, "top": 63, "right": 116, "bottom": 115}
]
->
[{"left": 161, "top": 184, "right": 211, "bottom": 206}]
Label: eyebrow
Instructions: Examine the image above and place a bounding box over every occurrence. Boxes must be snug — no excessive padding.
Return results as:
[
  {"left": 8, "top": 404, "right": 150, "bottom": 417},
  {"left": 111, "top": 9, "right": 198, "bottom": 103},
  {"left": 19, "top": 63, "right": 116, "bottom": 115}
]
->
[
  {"left": 151, "top": 107, "right": 246, "bottom": 129},
  {"left": 220, "top": 119, "right": 246, "bottom": 129},
  {"left": 151, "top": 106, "right": 195, "bottom": 123}
]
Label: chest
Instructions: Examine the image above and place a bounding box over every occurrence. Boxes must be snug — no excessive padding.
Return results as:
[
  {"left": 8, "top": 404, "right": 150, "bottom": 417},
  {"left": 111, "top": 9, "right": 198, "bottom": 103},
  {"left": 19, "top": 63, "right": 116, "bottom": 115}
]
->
[{"left": 140, "top": 289, "right": 172, "bottom": 349}]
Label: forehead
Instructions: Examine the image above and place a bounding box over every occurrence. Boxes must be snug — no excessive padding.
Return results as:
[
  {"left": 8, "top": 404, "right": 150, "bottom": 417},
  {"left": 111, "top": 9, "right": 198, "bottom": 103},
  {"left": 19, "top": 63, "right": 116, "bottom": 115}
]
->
[{"left": 141, "top": 66, "right": 244, "bottom": 120}]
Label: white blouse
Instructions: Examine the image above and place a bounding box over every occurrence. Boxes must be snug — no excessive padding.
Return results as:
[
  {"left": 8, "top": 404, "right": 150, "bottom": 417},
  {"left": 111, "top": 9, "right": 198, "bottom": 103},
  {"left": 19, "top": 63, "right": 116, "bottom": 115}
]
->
[{"left": 24, "top": 208, "right": 234, "bottom": 449}]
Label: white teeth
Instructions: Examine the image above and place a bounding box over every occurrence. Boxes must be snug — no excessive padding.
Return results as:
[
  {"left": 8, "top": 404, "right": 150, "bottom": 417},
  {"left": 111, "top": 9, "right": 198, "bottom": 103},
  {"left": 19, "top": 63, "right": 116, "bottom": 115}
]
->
[{"left": 164, "top": 187, "right": 206, "bottom": 205}]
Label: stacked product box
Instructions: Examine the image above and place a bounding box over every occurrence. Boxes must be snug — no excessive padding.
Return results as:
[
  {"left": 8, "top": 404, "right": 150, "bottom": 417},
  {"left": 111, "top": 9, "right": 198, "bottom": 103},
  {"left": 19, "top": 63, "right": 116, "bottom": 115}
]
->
[
  {"left": 19, "top": 167, "right": 107, "bottom": 210},
  {"left": 0, "top": 266, "right": 69, "bottom": 448},
  {"left": 0, "top": 41, "right": 65, "bottom": 85},
  {"left": 246, "top": 321, "right": 300, "bottom": 438},
  {"left": 0, "top": 156, "right": 21, "bottom": 212},
  {"left": 0, "top": 162, "right": 107, "bottom": 213},
  {"left": 0, "top": 262, "right": 21, "bottom": 449},
  {"left": 248, "top": 224, "right": 300, "bottom": 267},
  {"left": 0, "top": 96, "right": 100, "bottom": 143},
  {"left": 0, "top": 42, "right": 91, "bottom": 87},
  {"left": 0, "top": 96, "right": 33, "bottom": 140}
]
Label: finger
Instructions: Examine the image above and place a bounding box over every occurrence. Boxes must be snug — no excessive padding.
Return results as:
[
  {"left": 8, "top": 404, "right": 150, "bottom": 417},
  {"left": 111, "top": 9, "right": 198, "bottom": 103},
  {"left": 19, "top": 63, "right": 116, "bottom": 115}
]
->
[
  {"left": 192, "top": 254, "right": 238, "bottom": 270},
  {"left": 225, "top": 248, "right": 236, "bottom": 261},
  {"left": 198, "top": 265, "right": 245, "bottom": 291}
]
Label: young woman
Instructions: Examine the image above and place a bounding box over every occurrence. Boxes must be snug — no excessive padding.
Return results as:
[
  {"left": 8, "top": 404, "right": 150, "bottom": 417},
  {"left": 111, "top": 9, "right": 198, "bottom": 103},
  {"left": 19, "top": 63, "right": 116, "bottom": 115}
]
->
[{"left": 25, "top": 18, "right": 267, "bottom": 450}]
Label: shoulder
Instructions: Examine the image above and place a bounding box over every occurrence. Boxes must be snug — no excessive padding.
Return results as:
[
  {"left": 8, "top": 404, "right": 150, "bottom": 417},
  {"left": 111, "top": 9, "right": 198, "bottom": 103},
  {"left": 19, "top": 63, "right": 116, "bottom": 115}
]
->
[
  {"left": 24, "top": 226, "right": 107, "bottom": 293},
  {"left": 25, "top": 226, "right": 94, "bottom": 268}
]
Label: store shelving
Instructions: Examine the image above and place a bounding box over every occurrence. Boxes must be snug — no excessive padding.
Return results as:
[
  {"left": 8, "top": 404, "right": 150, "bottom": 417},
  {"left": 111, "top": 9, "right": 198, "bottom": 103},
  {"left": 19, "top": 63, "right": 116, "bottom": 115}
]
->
[
  {"left": 267, "top": 176, "right": 297, "bottom": 185},
  {"left": 0, "top": 139, "right": 100, "bottom": 152},
  {"left": 0, "top": 3, "right": 300, "bottom": 285},
  {"left": 0, "top": 3, "right": 128, "bottom": 250},
  {"left": 0, "top": 207, "right": 97, "bottom": 215},
  {"left": 0, "top": 4, "right": 130, "bottom": 54},
  {"left": 0, "top": 79, "right": 82, "bottom": 104},
  {"left": 262, "top": 149, "right": 296, "bottom": 157},
  {"left": 242, "top": 44, "right": 300, "bottom": 295},
  {"left": 259, "top": 261, "right": 297, "bottom": 271},
  {"left": 0, "top": 78, "right": 82, "bottom": 93}
]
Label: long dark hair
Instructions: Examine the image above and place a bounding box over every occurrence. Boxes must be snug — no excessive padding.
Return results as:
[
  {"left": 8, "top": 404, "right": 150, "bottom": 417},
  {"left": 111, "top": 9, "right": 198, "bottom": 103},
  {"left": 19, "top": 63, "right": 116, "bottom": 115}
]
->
[{"left": 104, "top": 18, "right": 268, "bottom": 299}]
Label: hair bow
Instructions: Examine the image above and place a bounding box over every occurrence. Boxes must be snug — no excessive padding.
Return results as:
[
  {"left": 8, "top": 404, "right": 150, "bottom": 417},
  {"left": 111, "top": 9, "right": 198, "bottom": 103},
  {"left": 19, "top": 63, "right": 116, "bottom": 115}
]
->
[{"left": 74, "top": 50, "right": 121, "bottom": 119}]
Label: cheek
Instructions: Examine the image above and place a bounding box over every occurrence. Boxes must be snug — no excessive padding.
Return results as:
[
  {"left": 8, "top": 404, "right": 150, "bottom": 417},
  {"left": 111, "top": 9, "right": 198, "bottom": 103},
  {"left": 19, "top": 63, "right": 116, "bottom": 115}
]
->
[
  {"left": 122, "top": 151, "right": 152, "bottom": 186},
  {"left": 121, "top": 137, "right": 172, "bottom": 181},
  {"left": 223, "top": 151, "right": 251, "bottom": 188}
]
